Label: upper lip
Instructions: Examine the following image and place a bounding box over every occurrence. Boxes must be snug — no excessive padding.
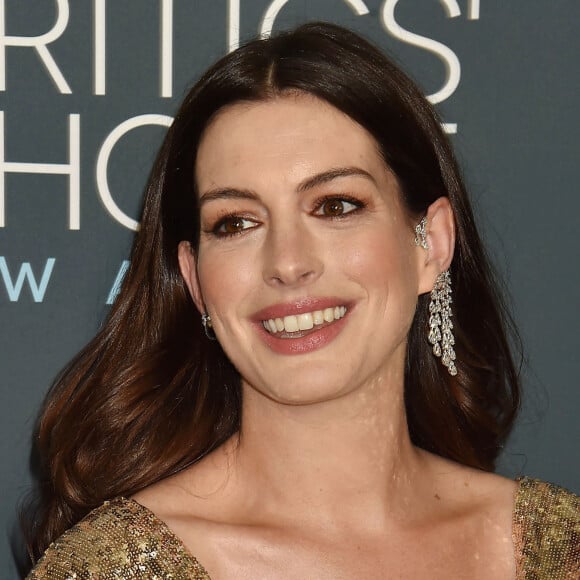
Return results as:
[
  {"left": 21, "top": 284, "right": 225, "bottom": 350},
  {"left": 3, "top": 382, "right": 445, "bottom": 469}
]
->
[{"left": 252, "top": 297, "right": 351, "bottom": 321}]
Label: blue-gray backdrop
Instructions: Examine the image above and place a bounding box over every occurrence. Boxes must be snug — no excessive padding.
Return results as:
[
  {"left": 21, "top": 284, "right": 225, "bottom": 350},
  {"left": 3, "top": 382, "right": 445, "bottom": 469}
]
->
[{"left": 1, "top": 1, "right": 578, "bottom": 576}]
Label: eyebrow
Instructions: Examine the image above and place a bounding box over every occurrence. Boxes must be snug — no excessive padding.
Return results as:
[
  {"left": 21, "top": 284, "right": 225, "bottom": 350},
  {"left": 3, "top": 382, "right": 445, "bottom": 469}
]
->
[
  {"left": 297, "top": 166, "right": 377, "bottom": 192},
  {"left": 198, "top": 166, "right": 376, "bottom": 205},
  {"left": 199, "top": 187, "right": 258, "bottom": 206}
]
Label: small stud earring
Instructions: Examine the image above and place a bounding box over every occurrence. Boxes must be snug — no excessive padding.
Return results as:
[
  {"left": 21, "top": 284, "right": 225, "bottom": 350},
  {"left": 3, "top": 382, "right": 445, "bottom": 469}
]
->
[
  {"left": 414, "top": 216, "right": 429, "bottom": 250},
  {"left": 201, "top": 313, "right": 216, "bottom": 341}
]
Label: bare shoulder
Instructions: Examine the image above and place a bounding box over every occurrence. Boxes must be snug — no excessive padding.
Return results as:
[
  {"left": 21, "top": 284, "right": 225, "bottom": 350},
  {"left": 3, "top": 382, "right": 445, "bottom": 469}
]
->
[
  {"left": 132, "top": 441, "right": 241, "bottom": 523},
  {"left": 451, "top": 465, "right": 518, "bottom": 530},
  {"left": 407, "top": 453, "right": 518, "bottom": 577},
  {"left": 421, "top": 451, "right": 517, "bottom": 508}
]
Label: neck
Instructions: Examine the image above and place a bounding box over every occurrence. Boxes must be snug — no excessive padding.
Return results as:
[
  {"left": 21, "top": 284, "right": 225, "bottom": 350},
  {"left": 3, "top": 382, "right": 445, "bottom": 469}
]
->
[{"left": 231, "top": 368, "right": 427, "bottom": 530}]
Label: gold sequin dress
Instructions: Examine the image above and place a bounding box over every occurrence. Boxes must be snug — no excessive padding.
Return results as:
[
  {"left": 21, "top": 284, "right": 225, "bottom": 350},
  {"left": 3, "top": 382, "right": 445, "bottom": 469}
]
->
[{"left": 27, "top": 477, "right": 578, "bottom": 579}]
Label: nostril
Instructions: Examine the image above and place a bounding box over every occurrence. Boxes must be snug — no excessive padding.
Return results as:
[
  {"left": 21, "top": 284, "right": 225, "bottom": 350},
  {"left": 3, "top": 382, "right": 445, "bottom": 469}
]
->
[{"left": 268, "top": 266, "right": 320, "bottom": 286}]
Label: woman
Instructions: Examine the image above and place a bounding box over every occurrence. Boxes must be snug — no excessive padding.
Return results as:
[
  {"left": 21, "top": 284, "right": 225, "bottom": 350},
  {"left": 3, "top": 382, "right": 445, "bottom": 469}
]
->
[{"left": 25, "top": 23, "right": 577, "bottom": 578}]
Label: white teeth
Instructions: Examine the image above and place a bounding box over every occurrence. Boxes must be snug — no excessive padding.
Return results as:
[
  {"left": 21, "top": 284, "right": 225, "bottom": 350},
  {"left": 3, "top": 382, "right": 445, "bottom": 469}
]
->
[
  {"left": 298, "top": 313, "right": 313, "bottom": 330},
  {"left": 283, "top": 315, "right": 299, "bottom": 333},
  {"left": 262, "top": 305, "right": 347, "bottom": 334}
]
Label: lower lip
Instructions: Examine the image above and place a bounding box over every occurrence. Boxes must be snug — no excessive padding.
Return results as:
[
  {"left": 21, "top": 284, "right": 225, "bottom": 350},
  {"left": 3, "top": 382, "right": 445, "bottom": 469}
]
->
[{"left": 255, "top": 312, "right": 350, "bottom": 355}]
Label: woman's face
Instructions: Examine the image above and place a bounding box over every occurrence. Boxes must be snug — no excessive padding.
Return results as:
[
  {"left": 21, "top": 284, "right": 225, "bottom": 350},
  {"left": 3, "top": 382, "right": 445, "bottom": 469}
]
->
[{"left": 181, "top": 93, "right": 431, "bottom": 404}]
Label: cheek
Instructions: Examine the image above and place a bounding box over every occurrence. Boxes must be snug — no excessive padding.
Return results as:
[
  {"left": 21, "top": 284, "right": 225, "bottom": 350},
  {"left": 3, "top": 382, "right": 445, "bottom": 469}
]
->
[
  {"left": 196, "top": 246, "right": 258, "bottom": 311},
  {"left": 338, "top": 229, "right": 415, "bottom": 289}
]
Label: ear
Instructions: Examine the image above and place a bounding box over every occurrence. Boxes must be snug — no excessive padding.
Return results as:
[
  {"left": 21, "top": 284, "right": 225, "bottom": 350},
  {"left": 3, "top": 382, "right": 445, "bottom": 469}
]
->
[
  {"left": 178, "top": 241, "right": 205, "bottom": 314},
  {"left": 416, "top": 197, "right": 455, "bottom": 295}
]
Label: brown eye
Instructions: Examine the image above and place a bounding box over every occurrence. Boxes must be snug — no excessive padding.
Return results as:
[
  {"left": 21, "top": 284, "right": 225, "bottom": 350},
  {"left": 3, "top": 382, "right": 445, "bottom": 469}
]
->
[
  {"left": 221, "top": 217, "right": 244, "bottom": 233},
  {"left": 214, "top": 216, "right": 258, "bottom": 237},
  {"left": 322, "top": 199, "right": 345, "bottom": 216},
  {"left": 316, "top": 198, "right": 361, "bottom": 217}
]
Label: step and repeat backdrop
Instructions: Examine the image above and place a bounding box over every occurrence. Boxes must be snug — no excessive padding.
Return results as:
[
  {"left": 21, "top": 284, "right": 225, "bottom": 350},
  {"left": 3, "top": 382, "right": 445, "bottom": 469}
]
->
[{"left": 1, "top": 0, "right": 578, "bottom": 575}]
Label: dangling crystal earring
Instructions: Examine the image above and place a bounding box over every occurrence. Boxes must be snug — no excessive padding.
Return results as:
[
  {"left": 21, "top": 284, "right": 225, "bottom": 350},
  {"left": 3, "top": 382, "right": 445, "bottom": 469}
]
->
[
  {"left": 414, "top": 216, "right": 429, "bottom": 250},
  {"left": 201, "top": 313, "right": 216, "bottom": 341},
  {"left": 428, "top": 270, "right": 457, "bottom": 376}
]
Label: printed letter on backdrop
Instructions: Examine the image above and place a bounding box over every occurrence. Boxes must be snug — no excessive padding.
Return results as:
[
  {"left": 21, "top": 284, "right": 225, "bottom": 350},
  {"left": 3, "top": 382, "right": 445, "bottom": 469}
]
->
[
  {"left": 0, "top": 0, "right": 71, "bottom": 93},
  {"left": 0, "top": 112, "right": 80, "bottom": 229},
  {"left": 0, "top": 257, "right": 55, "bottom": 303},
  {"left": 96, "top": 114, "right": 173, "bottom": 231}
]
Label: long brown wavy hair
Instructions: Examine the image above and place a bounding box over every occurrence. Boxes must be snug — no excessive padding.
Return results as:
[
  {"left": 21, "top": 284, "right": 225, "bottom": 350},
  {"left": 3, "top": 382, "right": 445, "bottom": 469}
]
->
[{"left": 23, "top": 22, "right": 521, "bottom": 564}]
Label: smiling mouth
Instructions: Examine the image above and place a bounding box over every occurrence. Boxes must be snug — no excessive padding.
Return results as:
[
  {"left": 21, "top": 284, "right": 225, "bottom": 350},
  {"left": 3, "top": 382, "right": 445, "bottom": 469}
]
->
[{"left": 261, "top": 306, "right": 347, "bottom": 337}]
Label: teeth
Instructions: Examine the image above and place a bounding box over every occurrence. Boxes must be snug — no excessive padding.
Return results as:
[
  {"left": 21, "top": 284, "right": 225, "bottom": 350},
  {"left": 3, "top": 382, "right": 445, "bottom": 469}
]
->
[
  {"left": 283, "top": 315, "right": 299, "bottom": 332},
  {"left": 262, "top": 306, "right": 347, "bottom": 334},
  {"left": 298, "top": 313, "right": 313, "bottom": 330}
]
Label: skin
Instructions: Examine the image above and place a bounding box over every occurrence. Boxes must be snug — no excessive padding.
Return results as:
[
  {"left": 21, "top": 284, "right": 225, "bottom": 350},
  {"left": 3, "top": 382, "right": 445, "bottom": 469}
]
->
[{"left": 134, "top": 94, "right": 517, "bottom": 579}]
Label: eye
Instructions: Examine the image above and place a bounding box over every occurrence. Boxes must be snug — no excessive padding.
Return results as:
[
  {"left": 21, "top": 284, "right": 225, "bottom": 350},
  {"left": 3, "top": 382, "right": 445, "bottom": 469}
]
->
[
  {"left": 213, "top": 216, "right": 259, "bottom": 237},
  {"left": 314, "top": 197, "right": 363, "bottom": 217}
]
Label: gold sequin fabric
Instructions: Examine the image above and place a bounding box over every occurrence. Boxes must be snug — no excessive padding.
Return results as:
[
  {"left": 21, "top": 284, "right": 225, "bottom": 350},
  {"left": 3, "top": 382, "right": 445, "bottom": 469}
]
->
[
  {"left": 513, "top": 477, "right": 579, "bottom": 579},
  {"left": 27, "top": 498, "right": 210, "bottom": 579},
  {"left": 28, "top": 477, "right": 578, "bottom": 579}
]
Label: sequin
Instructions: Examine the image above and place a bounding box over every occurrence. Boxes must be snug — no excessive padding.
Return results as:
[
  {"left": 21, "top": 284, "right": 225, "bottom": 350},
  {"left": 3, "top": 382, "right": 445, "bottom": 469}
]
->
[
  {"left": 513, "top": 478, "right": 579, "bottom": 579},
  {"left": 27, "top": 498, "right": 210, "bottom": 579},
  {"left": 27, "top": 477, "right": 578, "bottom": 578}
]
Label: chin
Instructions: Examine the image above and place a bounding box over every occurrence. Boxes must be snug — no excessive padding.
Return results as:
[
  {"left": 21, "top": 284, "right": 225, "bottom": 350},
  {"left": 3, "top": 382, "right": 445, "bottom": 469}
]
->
[{"left": 243, "top": 365, "right": 356, "bottom": 407}]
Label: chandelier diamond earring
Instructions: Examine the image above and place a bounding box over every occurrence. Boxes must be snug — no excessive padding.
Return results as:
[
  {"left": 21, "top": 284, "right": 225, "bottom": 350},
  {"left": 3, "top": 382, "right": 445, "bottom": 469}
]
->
[{"left": 428, "top": 271, "right": 457, "bottom": 376}]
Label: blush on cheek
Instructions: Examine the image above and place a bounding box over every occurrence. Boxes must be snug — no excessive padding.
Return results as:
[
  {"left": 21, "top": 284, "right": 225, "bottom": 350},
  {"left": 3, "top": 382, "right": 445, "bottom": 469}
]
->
[{"left": 342, "top": 235, "right": 407, "bottom": 282}]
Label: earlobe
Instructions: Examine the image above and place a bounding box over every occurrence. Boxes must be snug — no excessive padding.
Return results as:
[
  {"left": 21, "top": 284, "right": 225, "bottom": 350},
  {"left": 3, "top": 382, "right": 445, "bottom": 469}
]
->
[
  {"left": 416, "top": 197, "right": 456, "bottom": 294},
  {"left": 177, "top": 241, "right": 205, "bottom": 314}
]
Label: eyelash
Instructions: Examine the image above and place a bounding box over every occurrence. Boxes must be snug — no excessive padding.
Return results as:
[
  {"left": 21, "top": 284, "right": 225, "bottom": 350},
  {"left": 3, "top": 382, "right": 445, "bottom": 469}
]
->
[
  {"left": 209, "top": 213, "right": 259, "bottom": 238},
  {"left": 207, "top": 195, "right": 366, "bottom": 239}
]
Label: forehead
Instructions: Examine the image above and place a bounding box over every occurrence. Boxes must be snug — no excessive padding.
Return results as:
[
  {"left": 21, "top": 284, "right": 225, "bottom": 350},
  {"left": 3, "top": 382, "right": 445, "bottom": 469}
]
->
[{"left": 194, "top": 94, "right": 389, "bottom": 191}]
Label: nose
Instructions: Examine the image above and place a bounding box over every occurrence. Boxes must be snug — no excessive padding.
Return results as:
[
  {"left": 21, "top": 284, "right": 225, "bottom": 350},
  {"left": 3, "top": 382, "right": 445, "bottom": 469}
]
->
[{"left": 262, "top": 221, "right": 323, "bottom": 288}]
